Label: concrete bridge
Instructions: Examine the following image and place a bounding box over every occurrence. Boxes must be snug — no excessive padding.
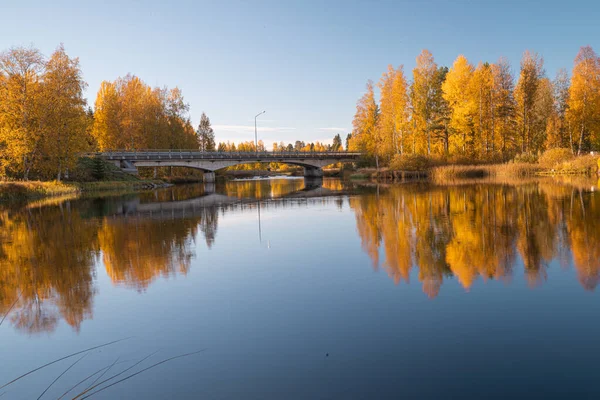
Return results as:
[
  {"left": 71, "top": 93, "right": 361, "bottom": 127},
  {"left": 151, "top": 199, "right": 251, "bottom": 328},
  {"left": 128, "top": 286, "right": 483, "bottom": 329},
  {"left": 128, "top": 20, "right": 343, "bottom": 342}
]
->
[{"left": 92, "top": 150, "right": 362, "bottom": 182}]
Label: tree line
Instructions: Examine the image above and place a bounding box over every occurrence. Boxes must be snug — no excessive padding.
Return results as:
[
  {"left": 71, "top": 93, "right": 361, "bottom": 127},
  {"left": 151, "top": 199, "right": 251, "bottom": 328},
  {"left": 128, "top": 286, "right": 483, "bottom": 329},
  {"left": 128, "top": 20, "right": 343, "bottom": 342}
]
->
[
  {"left": 349, "top": 47, "right": 600, "bottom": 166},
  {"left": 0, "top": 45, "right": 218, "bottom": 181},
  {"left": 216, "top": 134, "right": 345, "bottom": 153}
]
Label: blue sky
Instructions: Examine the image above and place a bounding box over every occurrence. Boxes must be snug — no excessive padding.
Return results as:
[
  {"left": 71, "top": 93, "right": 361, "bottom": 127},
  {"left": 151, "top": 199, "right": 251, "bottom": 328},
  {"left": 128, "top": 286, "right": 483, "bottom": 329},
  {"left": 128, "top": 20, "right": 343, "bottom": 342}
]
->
[{"left": 1, "top": 0, "right": 598, "bottom": 147}]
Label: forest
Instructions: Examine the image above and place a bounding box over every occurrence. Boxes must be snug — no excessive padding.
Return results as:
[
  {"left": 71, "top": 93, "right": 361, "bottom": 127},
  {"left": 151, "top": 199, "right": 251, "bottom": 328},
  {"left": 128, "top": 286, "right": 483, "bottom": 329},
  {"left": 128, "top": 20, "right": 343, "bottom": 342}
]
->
[{"left": 349, "top": 47, "right": 600, "bottom": 168}]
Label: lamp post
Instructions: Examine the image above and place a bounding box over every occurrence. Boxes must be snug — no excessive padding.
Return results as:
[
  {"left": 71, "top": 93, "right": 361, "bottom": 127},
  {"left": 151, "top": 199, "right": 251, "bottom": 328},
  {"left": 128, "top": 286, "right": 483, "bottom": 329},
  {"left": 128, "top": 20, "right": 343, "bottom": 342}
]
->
[{"left": 254, "top": 111, "right": 265, "bottom": 153}]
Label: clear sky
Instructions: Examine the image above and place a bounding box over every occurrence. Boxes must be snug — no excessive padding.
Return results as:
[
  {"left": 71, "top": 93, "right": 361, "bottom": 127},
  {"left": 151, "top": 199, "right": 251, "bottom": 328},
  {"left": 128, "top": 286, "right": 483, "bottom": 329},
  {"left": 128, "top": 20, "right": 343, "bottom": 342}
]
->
[{"left": 1, "top": 0, "right": 598, "bottom": 148}]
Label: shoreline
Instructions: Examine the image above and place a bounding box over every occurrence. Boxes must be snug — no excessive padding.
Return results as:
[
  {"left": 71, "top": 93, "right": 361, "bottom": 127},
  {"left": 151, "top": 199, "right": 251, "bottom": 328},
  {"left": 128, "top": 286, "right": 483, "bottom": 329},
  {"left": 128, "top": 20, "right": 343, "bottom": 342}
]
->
[{"left": 0, "top": 180, "right": 171, "bottom": 202}]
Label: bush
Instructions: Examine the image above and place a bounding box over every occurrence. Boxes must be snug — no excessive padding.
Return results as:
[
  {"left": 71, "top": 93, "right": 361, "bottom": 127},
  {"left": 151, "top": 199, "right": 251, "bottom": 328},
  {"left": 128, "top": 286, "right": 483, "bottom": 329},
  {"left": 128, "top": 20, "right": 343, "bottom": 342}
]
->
[
  {"left": 390, "top": 154, "right": 431, "bottom": 172},
  {"left": 556, "top": 154, "right": 599, "bottom": 174},
  {"left": 512, "top": 152, "right": 538, "bottom": 164},
  {"left": 538, "top": 148, "right": 574, "bottom": 168}
]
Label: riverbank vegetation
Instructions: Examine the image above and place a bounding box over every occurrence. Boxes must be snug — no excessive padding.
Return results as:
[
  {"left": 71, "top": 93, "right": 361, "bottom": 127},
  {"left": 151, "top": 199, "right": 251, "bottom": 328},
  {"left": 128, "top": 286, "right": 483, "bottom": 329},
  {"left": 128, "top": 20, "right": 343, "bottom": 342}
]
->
[
  {"left": 348, "top": 46, "right": 600, "bottom": 172},
  {"left": 0, "top": 179, "right": 166, "bottom": 202}
]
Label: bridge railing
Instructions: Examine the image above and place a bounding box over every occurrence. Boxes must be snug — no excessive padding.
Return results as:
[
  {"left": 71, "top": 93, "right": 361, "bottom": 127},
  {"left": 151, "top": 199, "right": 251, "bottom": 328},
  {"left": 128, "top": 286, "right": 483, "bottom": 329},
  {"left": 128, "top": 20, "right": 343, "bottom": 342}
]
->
[{"left": 88, "top": 150, "right": 363, "bottom": 160}]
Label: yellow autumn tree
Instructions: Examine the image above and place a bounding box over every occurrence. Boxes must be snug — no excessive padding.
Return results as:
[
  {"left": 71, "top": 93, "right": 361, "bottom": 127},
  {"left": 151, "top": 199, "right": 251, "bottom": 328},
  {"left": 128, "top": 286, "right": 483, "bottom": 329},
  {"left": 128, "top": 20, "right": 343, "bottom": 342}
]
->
[
  {"left": 378, "top": 65, "right": 410, "bottom": 159},
  {"left": 490, "top": 57, "right": 516, "bottom": 156},
  {"left": 91, "top": 75, "right": 198, "bottom": 152},
  {"left": 411, "top": 50, "right": 439, "bottom": 155},
  {"left": 567, "top": 46, "right": 600, "bottom": 154},
  {"left": 349, "top": 80, "right": 381, "bottom": 166},
  {"left": 470, "top": 62, "right": 494, "bottom": 157},
  {"left": 514, "top": 51, "right": 544, "bottom": 153},
  {"left": 39, "top": 44, "right": 91, "bottom": 180},
  {"left": 442, "top": 55, "right": 475, "bottom": 155},
  {"left": 0, "top": 47, "right": 45, "bottom": 179}
]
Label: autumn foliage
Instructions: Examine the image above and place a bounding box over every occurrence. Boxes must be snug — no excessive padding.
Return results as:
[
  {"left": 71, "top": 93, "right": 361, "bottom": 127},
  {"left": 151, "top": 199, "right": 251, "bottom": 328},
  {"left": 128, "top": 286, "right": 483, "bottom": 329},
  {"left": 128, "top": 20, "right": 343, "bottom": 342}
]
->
[
  {"left": 350, "top": 46, "right": 600, "bottom": 167},
  {"left": 0, "top": 44, "right": 199, "bottom": 181}
]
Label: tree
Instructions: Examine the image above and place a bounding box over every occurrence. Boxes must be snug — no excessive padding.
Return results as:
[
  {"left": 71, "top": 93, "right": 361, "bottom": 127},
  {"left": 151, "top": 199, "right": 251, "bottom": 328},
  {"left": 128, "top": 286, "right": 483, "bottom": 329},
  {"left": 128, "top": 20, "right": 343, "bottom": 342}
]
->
[
  {"left": 491, "top": 57, "right": 516, "bottom": 156},
  {"left": 0, "top": 46, "right": 45, "bottom": 179},
  {"left": 567, "top": 46, "right": 600, "bottom": 154},
  {"left": 40, "top": 44, "right": 89, "bottom": 180},
  {"left": 411, "top": 50, "right": 440, "bottom": 155},
  {"left": 443, "top": 55, "right": 475, "bottom": 155},
  {"left": 470, "top": 62, "right": 494, "bottom": 157},
  {"left": 514, "top": 51, "right": 544, "bottom": 153},
  {"left": 92, "top": 76, "right": 197, "bottom": 152},
  {"left": 350, "top": 80, "right": 380, "bottom": 166},
  {"left": 378, "top": 65, "right": 410, "bottom": 157},
  {"left": 332, "top": 134, "right": 343, "bottom": 151},
  {"left": 92, "top": 81, "right": 122, "bottom": 150},
  {"left": 545, "top": 68, "right": 570, "bottom": 150},
  {"left": 196, "top": 112, "right": 215, "bottom": 151},
  {"left": 532, "top": 77, "right": 554, "bottom": 151},
  {"left": 345, "top": 134, "right": 351, "bottom": 151}
]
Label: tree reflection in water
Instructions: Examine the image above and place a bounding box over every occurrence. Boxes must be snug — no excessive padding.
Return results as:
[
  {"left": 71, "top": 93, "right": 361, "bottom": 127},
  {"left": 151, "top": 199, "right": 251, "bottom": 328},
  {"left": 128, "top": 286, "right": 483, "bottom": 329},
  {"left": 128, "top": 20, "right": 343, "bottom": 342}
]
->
[
  {"left": 351, "top": 180, "right": 600, "bottom": 298},
  {"left": 1, "top": 178, "right": 599, "bottom": 334}
]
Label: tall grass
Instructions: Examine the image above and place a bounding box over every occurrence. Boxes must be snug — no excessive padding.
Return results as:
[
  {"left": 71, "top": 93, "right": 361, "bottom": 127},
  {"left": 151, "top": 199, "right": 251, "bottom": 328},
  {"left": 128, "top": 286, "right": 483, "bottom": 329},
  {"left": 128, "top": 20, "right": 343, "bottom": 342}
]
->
[
  {"left": 431, "top": 163, "right": 541, "bottom": 182},
  {"left": 0, "top": 181, "right": 79, "bottom": 201},
  {"left": 0, "top": 180, "right": 167, "bottom": 202}
]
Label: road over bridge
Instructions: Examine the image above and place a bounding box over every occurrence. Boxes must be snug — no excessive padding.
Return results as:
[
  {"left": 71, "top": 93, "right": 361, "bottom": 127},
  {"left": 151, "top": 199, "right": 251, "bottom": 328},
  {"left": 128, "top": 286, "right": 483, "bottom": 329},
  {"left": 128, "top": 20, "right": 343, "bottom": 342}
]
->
[{"left": 92, "top": 150, "right": 362, "bottom": 182}]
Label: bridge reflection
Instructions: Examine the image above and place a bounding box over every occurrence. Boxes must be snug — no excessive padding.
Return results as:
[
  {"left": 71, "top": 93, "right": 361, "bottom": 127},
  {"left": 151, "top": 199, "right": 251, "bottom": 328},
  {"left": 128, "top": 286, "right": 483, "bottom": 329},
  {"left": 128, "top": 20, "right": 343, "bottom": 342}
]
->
[
  {"left": 105, "top": 177, "right": 349, "bottom": 220},
  {"left": 0, "top": 178, "right": 357, "bottom": 334}
]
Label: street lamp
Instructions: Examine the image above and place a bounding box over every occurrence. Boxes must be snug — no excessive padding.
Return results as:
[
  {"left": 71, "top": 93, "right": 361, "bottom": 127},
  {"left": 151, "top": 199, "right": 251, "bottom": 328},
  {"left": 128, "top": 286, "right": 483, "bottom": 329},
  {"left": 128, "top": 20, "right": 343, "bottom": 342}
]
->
[{"left": 255, "top": 111, "right": 266, "bottom": 153}]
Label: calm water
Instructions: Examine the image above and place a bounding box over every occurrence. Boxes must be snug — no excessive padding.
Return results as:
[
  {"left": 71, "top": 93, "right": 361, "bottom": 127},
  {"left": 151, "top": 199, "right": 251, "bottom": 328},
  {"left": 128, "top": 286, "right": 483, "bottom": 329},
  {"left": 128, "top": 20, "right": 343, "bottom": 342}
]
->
[{"left": 1, "top": 177, "right": 600, "bottom": 399}]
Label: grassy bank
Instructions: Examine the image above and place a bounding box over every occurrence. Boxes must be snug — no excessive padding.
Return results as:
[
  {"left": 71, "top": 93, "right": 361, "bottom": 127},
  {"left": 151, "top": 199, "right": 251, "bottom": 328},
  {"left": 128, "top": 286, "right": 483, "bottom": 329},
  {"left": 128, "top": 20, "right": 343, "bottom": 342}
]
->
[
  {"left": 353, "top": 150, "right": 600, "bottom": 182},
  {"left": 430, "top": 163, "right": 541, "bottom": 181},
  {"left": 0, "top": 180, "right": 167, "bottom": 202}
]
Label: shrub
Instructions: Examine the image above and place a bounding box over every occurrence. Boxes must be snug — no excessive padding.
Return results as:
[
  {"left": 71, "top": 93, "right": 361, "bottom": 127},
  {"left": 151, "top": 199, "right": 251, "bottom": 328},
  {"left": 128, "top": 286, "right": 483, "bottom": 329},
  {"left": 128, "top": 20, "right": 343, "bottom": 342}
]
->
[
  {"left": 556, "top": 154, "right": 599, "bottom": 174},
  {"left": 538, "top": 148, "right": 574, "bottom": 168},
  {"left": 431, "top": 165, "right": 490, "bottom": 181},
  {"left": 512, "top": 152, "right": 538, "bottom": 164},
  {"left": 390, "top": 154, "right": 431, "bottom": 172}
]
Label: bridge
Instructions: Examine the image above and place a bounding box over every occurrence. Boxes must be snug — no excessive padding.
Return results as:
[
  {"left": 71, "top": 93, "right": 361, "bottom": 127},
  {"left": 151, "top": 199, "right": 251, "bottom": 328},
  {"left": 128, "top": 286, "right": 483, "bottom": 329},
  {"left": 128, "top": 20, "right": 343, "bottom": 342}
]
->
[{"left": 92, "top": 150, "right": 362, "bottom": 182}]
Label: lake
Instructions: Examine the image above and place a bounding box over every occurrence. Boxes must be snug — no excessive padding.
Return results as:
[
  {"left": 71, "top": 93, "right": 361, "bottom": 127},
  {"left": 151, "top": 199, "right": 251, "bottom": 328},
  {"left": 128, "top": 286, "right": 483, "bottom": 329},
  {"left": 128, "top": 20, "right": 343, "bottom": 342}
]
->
[{"left": 1, "top": 176, "right": 600, "bottom": 399}]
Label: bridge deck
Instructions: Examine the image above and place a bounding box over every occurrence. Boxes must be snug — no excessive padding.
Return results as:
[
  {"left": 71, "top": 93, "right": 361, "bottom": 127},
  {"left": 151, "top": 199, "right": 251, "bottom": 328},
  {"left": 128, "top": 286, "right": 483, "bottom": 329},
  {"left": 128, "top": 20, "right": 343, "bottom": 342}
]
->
[{"left": 92, "top": 150, "right": 362, "bottom": 161}]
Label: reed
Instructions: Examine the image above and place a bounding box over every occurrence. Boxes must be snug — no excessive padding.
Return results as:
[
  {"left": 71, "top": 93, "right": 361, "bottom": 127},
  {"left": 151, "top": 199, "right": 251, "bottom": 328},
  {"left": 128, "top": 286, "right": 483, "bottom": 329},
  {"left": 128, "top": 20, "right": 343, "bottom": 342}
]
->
[{"left": 430, "top": 163, "right": 540, "bottom": 182}]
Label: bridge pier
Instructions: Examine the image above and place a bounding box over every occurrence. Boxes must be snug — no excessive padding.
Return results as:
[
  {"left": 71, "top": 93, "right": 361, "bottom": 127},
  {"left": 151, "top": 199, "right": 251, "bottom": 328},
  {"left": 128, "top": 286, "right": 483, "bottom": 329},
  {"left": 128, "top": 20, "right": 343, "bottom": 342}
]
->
[
  {"left": 303, "top": 166, "right": 323, "bottom": 178},
  {"left": 203, "top": 183, "right": 216, "bottom": 194},
  {"left": 203, "top": 171, "right": 216, "bottom": 183},
  {"left": 303, "top": 176, "right": 323, "bottom": 190}
]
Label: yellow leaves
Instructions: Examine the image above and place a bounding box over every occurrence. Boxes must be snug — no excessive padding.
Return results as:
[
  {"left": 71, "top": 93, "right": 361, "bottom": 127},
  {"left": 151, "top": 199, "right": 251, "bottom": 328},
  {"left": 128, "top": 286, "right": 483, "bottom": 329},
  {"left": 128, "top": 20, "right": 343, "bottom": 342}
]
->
[
  {"left": 442, "top": 55, "right": 475, "bottom": 154},
  {"left": 351, "top": 80, "right": 379, "bottom": 158},
  {"left": 0, "top": 45, "right": 90, "bottom": 180},
  {"left": 378, "top": 65, "right": 410, "bottom": 158},
  {"left": 0, "top": 46, "right": 45, "bottom": 178},
  {"left": 566, "top": 46, "right": 600, "bottom": 153},
  {"left": 91, "top": 75, "right": 197, "bottom": 152}
]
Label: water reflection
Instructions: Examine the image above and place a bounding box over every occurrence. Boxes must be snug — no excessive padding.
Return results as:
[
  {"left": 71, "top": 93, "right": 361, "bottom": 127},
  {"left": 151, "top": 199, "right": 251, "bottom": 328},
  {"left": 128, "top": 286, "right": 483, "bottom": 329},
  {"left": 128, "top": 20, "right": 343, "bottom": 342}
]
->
[
  {"left": 351, "top": 180, "right": 600, "bottom": 297},
  {"left": 0, "top": 205, "right": 98, "bottom": 333},
  {"left": 1, "top": 177, "right": 599, "bottom": 335},
  {"left": 0, "top": 178, "right": 353, "bottom": 334}
]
